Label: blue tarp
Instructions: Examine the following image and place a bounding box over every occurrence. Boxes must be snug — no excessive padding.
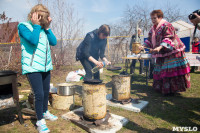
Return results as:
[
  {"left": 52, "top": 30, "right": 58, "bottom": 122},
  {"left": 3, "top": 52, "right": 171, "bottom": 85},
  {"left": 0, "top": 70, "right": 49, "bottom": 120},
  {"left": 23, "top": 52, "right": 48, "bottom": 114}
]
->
[{"left": 180, "top": 37, "right": 190, "bottom": 52}]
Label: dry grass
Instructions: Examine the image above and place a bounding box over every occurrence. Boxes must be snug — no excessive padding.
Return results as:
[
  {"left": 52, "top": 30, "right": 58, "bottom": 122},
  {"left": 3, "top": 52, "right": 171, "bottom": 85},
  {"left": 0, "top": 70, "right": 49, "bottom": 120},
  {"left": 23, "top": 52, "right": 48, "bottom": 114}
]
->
[{"left": 0, "top": 63, "right": 200, "bottom": 133}]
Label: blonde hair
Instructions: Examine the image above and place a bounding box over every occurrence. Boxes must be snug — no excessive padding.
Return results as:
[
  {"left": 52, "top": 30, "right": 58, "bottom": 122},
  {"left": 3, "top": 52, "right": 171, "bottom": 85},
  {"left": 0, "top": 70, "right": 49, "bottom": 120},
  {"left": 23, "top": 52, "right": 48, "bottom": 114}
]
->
[{"left": 28, "top": 4, "right": 50, "bottom": 29}]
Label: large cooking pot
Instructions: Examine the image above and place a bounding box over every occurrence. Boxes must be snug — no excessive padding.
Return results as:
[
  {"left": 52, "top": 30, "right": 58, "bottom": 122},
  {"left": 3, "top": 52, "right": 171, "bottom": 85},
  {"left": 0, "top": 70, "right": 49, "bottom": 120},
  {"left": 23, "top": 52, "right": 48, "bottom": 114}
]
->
[{"left": 57, "top": 83, "right": 75, "bottom": 96}]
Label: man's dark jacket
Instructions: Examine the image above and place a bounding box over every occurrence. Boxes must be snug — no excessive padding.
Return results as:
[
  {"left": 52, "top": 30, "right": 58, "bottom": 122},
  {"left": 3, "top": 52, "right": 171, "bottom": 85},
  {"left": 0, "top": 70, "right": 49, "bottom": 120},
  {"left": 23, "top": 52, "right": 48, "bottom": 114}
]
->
[{"left": 76, "top": 29, "right": 107, "bottom": 61}]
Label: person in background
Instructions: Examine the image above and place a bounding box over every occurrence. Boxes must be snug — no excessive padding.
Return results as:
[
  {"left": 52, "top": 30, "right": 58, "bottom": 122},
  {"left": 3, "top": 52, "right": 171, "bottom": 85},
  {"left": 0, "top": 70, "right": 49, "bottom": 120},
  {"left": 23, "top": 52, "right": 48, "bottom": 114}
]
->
[
  {"left": 190, "top": 13, "right": 200, "bottom": 30},
  {"left": 130, "top": 28, "right": 144, "bottom": 75},
  {"left": 18, "top": 4, "right": 57, "bottom": 133},
  {"left": 192, "top": 37, "right": 200, "bottom": 53},
  {"left": 76, "top": 25, "right": 111, "bottom": 82},
  {"left": 140, "top": 9, "right": 191, "bottom": 96},
  {"left": 191, "top": 37, "right": 200, "bottom": 72},
  {"left": 199, "top": 38, "right": 200, "bottom": 53}
]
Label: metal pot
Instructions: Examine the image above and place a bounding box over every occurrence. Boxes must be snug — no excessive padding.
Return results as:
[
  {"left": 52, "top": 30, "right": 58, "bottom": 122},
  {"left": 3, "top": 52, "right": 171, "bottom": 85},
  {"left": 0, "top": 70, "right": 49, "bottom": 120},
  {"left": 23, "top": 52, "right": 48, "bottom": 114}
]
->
[
  {"left": 132, "top": 42, "right": 141, "bottom": 54},
  {"left": 57, "top": 83, "right": 75, "bottom": 96},
  {"left": 107, "top": 66, "right": 122, "bottom": 71}
]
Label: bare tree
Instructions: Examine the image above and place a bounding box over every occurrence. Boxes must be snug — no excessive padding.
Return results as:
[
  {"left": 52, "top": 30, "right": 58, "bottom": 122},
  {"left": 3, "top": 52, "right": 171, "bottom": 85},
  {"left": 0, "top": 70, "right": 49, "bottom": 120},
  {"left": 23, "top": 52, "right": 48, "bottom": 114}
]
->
[
  {"left": 32, "top": 0, "right": 84, "bottom": 69},
  {"left": 0, "top": 12, "right": 12, "bottom": 43},
  {"left": 123, "top": 2, "right": 185, "bottom": 34},
  {"left": 51, "top": 0, "right": 84, "bottom": 67},
  {"left": 108, "top": 2, "right": 186, "bottom": 64},
  {"left": 0, "top": 12, "right": 21, "bottom": 72}
]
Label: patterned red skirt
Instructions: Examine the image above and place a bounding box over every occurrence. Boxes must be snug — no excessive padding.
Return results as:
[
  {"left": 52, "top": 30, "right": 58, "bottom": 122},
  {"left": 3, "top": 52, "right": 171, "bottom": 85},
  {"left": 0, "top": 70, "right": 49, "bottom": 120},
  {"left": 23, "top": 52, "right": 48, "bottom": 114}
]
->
[
  {"left": 153, "top": 73, "right": 190, "bottom": 94},
  {"left": 152, "top": 51, "right": 191, "bottom": 94}
]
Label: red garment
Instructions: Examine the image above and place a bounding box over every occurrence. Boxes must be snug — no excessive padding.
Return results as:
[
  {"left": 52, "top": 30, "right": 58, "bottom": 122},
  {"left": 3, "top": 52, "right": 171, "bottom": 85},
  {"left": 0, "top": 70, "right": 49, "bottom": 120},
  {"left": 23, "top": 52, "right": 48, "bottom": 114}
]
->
[
  {"left": 192, "top": 42, "right": 199, "bottom": 53},
  {"left": 153, "top": 73, "right": 190, "bottom": 94}
]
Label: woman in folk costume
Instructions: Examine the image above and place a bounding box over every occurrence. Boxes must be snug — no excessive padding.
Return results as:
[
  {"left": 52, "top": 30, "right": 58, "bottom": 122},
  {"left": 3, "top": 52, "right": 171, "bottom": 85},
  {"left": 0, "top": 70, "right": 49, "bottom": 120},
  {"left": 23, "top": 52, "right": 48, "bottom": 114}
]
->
[{"left": 140, "top": 10, "right": 191, "bottom": 95}]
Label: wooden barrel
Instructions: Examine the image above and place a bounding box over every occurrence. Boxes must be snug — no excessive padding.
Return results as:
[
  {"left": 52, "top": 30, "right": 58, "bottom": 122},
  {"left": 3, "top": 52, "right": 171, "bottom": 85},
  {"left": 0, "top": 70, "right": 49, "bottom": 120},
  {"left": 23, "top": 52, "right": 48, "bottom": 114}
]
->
[
  {"left": 82, "top": 83, "right": 106, "bottom": 120},
  {"left": 112, "top": 75, "right": 131, "bottom": 101}
]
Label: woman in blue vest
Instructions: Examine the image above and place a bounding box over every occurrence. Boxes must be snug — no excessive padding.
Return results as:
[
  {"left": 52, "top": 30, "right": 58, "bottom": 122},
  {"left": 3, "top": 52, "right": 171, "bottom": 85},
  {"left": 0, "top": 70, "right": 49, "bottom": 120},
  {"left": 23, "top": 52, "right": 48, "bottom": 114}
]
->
[
  {"left": 18, "top": 4, "right": 57, "bottom": 133},
  {"left": 76, "top": 25, "right": 111, "bottom": 82}
]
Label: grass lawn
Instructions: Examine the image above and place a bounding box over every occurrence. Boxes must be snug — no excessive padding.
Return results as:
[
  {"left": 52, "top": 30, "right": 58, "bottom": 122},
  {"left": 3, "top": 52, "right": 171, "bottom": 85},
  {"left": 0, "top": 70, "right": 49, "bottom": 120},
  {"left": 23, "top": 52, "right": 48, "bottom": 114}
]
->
[{"left": 0, "top": 63, "right": 200, "bottom": 133}]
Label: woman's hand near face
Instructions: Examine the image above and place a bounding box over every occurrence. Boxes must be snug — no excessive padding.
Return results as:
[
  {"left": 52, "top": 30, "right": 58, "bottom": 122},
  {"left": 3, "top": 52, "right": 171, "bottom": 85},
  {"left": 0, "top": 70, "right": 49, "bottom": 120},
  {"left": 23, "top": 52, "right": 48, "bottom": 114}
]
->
[
  {"left": 48, "top": 17, "right": 52, "bottom": 23},
  {"left": 31, "top": 12, "right": 41, "bottom": 25},
  {"left": 45, "top": 17, "right": 52, "bottom": 30}
]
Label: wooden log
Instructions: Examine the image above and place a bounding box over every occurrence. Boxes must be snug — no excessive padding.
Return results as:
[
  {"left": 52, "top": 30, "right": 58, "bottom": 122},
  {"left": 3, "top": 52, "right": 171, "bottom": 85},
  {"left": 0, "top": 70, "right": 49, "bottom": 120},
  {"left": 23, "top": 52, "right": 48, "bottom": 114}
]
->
[
  {"left": 15, "top": 114, "right": 36, "bottom": 120},
  {"left": 82, "top": 83, "right": 106, "bottom": 120},
  {"left": 19, "top": 89, "right": 31, "bottom": 93},
  {"left": 112, "top": 75, "right": 131, "bottom": 101},
  {"left": 21, "top": 108, "right": 36, "bottom": 116},
  {"left": 28, "top": 93, "right": 34, "bottom": 105},
  {"left": 28, "top": 93, "right": 52, "bottom": 109},
  {"left": 51, "top": 94, "right": 74, "bottom": 110}
]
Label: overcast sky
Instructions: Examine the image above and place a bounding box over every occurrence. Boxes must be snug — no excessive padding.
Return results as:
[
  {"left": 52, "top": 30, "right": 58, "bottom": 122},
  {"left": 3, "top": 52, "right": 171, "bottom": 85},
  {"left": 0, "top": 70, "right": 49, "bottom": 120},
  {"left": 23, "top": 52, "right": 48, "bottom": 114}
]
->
[{"left": 0, "top": 0, "right": 200, "bottom": 35}]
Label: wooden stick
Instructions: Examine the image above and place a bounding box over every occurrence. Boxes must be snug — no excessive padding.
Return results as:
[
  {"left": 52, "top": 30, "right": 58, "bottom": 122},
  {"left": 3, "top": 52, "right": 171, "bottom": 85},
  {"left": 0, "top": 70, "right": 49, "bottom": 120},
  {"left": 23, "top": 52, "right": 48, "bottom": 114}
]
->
[
  {"left": 21, "top": 108, "right": 36, "bottom": 116},
  {"left": 15, "top": 114, "right": 36, "bottom": 120}
]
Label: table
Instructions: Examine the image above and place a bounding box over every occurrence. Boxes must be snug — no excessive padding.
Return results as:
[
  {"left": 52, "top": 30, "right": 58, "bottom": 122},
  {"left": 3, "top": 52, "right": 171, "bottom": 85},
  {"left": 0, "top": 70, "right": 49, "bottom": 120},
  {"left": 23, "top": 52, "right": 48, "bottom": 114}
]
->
[
  {"left": 122, "top": 56, "right": 152, "bottom": 86},
  {"left": 185, "top": 53, "right": 200, "bottom": 66},
  {"left": 121, "top": 53, "right": 200, "bottom": 85}
]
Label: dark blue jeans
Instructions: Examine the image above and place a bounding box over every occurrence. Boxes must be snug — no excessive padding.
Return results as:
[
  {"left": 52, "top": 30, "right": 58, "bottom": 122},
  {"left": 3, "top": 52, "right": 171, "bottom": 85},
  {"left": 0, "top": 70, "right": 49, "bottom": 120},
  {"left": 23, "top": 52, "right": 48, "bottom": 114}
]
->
[
  {"left": 80, "top": 58, "right": 100, "bottom": 80},
  {"left": 130, "top": 59, "right": 144, "bottom": 74},
  {"left": 27, "top": 71, "right": 50, "bottom": 120}
]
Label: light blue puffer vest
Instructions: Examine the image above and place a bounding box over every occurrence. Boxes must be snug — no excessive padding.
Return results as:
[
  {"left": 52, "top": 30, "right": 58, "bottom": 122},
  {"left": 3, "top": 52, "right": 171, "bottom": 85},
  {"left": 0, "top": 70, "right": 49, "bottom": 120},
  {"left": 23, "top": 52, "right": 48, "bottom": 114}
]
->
[{"left": 18, "top": 22, "right": 53, "bottom": 75}]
